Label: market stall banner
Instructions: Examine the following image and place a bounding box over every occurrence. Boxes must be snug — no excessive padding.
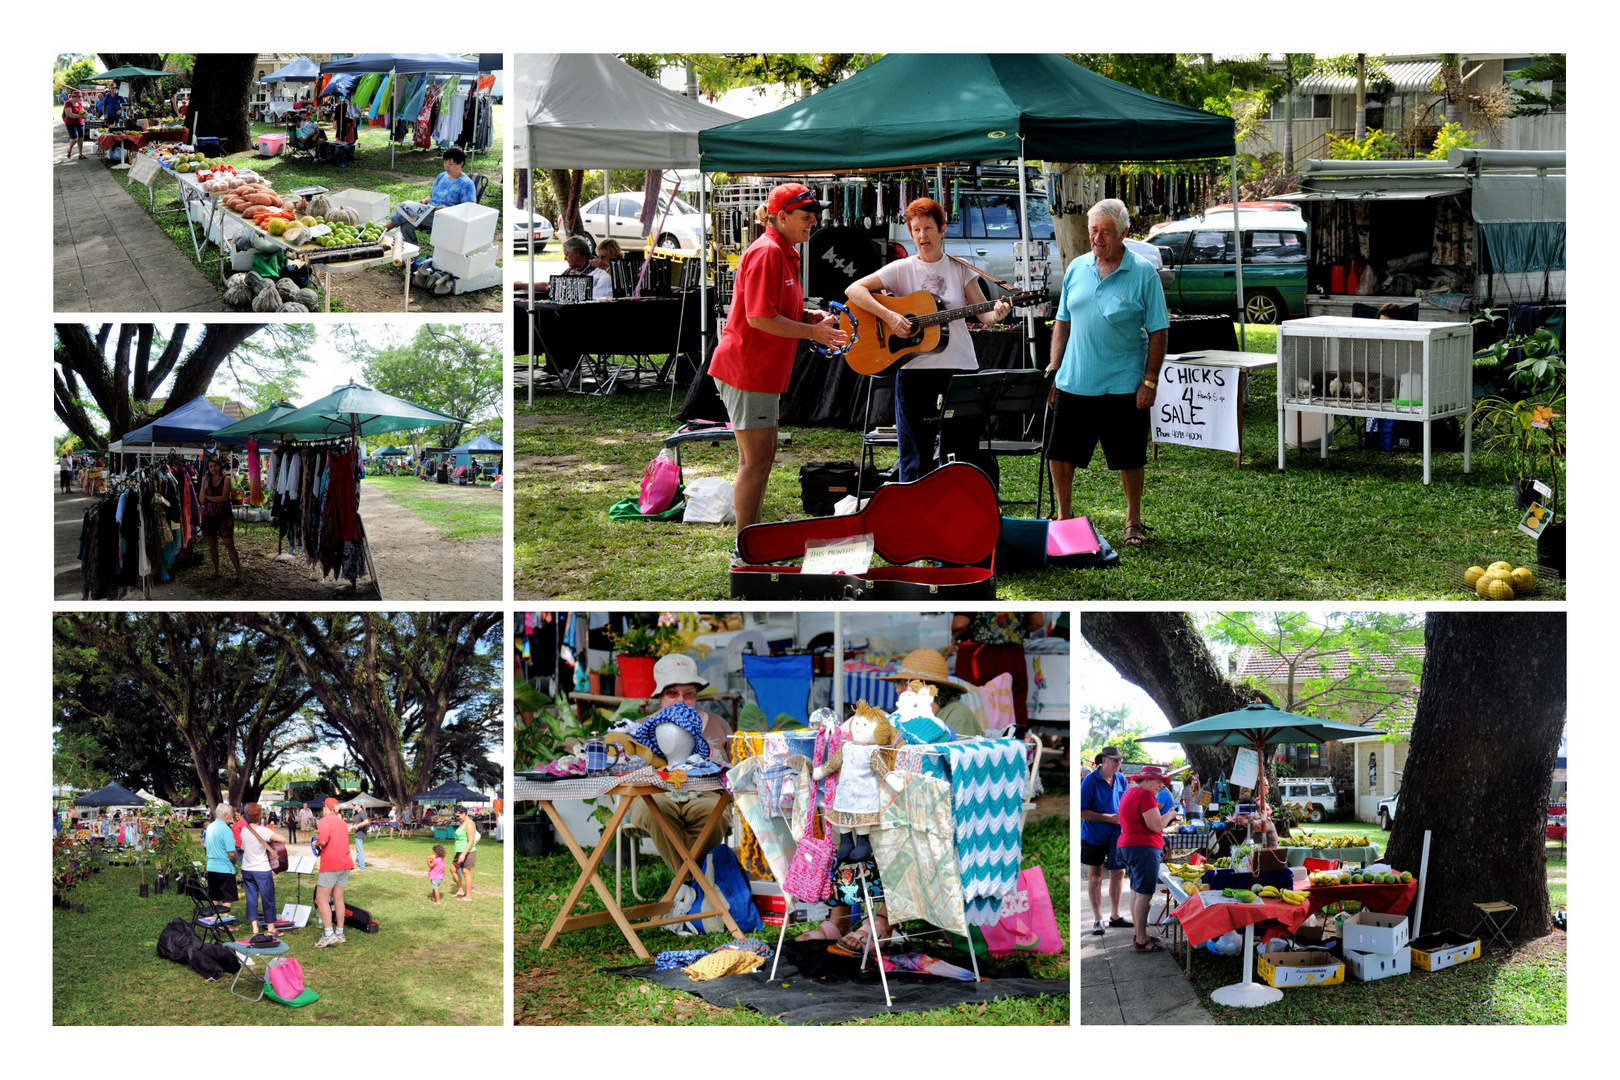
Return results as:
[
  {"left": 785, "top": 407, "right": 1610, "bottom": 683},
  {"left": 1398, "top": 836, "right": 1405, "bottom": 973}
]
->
[{"left": 1152, "top": 362, "right": 1241, "bottom": 454}]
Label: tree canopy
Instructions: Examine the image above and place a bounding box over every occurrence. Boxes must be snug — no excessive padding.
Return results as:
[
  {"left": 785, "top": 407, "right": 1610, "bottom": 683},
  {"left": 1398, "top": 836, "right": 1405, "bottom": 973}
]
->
[{"left": 354, "top": 323, "right": 501, "bottom": 448}]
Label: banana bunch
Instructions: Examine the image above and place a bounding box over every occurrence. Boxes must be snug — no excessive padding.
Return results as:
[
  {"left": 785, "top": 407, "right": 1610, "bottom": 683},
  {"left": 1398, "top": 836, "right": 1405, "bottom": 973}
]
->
[
  {"left": 1166, "top": 863, "right": 1207, "bottom": 881},
  {"left": 1330, "top": 834, "right": 1365, "bottom": 848},
  {"left": 1256, "top": 885, "right": 1283, "bottom": 899},
  {"left": 1279, "top": 889, "right": 1311, "bottom": 906}
]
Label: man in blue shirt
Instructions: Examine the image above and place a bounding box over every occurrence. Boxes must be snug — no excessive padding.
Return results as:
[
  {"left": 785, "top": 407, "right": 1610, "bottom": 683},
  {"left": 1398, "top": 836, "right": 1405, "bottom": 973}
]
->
[
  {"left": 100, "top": 90, "right": 125, "bottom": 124},
  {"left": 1080, "top": 746, "right": 1131, "bottom": 936},
  {"left": 202, "top": 803, "right": 238, "bottom": 913},
  {"left": 388, "top": 146, "right": 478, "bottom": 244},
  {"left": 1045, "top": 198, "right": 1169, "bottom": 547}
]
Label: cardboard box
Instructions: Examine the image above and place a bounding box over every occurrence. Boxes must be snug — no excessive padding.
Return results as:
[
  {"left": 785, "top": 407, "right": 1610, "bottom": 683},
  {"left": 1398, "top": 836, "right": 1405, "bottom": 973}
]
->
[
  {"left": 329, "top": 188, "right": 392, "bottom": 223},
  {"left": 1409, "top": 930, "right": 1482, "bottom": 971},
  {"left": 1293, "top": 924, "right": 1337, "bottom": 949},
  {"left": 1345, "top": 946, "right": 1411, "bottom": 982},
  {"left": 1341, "top": 909, "right": 1410, "bottom": 955},
  {"left": 1257, "top": 950, "right": 1345, "bottom": 988}
]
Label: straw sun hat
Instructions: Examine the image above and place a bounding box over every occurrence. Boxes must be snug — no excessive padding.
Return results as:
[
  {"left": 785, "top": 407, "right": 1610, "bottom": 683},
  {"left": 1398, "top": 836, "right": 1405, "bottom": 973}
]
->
[{"left": 876, "top": 648, "right": 972, "bottom": 690}]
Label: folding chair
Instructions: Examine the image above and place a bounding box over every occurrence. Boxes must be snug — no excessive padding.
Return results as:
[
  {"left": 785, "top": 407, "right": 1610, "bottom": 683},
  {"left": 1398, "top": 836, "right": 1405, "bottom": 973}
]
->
[
  {"left": 179, "top": 874, "right": 239, "bottom": 946},
  {"left": 1471, "top": 901, "right": 1518, "bottom": 950}
]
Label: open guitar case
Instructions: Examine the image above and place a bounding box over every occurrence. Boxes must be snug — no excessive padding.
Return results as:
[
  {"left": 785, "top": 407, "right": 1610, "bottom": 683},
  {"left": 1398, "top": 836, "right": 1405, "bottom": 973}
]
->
[{"left": 730, "top": 461, "right": 1001, "bottom": 600}]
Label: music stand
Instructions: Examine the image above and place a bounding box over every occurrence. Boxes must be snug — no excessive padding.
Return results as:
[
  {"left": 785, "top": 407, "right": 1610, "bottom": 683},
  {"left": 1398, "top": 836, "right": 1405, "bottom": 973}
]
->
[{"left": 938, "top": 368, "right": 1052, "bottom": 513}]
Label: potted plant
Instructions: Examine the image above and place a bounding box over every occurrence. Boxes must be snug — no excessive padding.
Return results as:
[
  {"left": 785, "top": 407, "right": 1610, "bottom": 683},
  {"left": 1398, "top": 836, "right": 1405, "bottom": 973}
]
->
[
  {"left": 610, "top": 620, "right": 682, "bottom": 700},
  {"left": 513, "top": 686, "right": 593, "bottom": 859},
  {"left": 596, "top": 658, "right": 618, "bottom": 697},
  {"left": 1472, "top": 318, "right": 1566, "bottom": 573}
]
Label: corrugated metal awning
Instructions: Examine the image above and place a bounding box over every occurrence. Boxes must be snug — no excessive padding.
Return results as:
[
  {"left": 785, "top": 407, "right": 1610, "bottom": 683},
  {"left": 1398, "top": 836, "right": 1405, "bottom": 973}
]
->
[{"left": 1297, "top": 61, "right": 1442, "bottom": 95}]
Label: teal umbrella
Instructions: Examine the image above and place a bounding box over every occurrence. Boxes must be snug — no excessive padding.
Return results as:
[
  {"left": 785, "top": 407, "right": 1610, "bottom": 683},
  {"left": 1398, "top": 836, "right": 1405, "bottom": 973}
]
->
[
  {"left": 85, "top": 65, "right": 171, "bottom": 82},
  {"left": 209, "top": 400, "right": 300, "bottom": 440},
  {"left": 210, "top": 381, "right": 464, "bottom": 441}
]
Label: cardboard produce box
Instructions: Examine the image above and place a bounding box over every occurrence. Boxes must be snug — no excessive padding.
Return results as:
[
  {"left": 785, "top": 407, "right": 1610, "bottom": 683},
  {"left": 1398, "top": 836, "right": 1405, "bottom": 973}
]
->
[
  {"left": 1409, "top": 930, "right": 1482, "bottom": 972},
  {"left": 1345, "top": 946, "right": 1411, "bottom": 982},
  {"left": 1341, "top": 909, "right": 1410, "bottom": 955},
  {"left": 1257, "top": 950, "right": 1345, "bottom": 988}
]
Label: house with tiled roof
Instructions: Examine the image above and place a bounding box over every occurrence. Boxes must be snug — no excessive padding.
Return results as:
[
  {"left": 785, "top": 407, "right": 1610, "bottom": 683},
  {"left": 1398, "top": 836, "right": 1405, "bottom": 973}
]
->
[{"left": 1234, "top": 642, "right": 1423, "bottom": 823}]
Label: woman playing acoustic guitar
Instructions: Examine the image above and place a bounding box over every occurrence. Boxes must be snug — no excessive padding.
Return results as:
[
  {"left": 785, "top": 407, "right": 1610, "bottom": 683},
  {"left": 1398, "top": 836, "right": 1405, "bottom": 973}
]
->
[{"left": 844, "top": 198, "right": 1011, "bottom": 482}]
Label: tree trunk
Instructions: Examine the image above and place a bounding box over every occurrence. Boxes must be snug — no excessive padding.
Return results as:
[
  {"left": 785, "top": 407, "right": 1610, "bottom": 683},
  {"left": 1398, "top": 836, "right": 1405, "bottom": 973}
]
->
[
  {"left": 1385, "top": 613, "right": 1565, "bottom": 943},
  {"left": 1354, "top": 54, "right": 1368, "bottom": 140},
  {"left": 1282, "top": 74, "right": 1296, "bottom": 172},
  {"left": 187, "top": 54, "right": 257, "bottom": 153},
  {"left": 549, "top": 169, "right": 585, "bottom": 237},
  {"left": 1046, "top": 161, "right": 1087, "bottom": 281},
  {"left": 1082, "top": 612, "right": 1271, "bottom": 782}
]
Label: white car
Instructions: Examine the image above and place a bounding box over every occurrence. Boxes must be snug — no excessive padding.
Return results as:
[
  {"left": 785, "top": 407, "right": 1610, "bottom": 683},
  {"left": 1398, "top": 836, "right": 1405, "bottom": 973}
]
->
[
  {"left": 510, "top": 212, "right": 554, "bottom": 253},
  {"left": 580, "top": 192, "right": 704, "bottom": 252}
]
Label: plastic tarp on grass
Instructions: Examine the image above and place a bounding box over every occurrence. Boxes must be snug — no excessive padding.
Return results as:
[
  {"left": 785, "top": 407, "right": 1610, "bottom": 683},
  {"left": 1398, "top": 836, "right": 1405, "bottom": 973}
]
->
[
  {"left": 698, "top": 53, "right": 1235, "bottom": 172},
  {"left": 116, "top": 396, "right": 246, "bottom": 449},
  {"left": 516, "top": 53, "right": 737, "bottom": 168}
]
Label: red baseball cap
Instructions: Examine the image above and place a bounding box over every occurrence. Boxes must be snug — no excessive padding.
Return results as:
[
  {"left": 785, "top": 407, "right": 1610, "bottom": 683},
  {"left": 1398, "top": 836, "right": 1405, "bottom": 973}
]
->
[
  {"left": 323, "top": 797, "right": 340, "bottom": 810},
  {"left": 767, "top": 182, "right": 826, "bottom": 216}
]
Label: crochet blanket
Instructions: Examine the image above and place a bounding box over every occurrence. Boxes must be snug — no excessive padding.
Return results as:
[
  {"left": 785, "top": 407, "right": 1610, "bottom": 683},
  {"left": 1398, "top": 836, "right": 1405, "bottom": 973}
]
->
[{"left": 943, "top": 739, "right": 1027, "bottom": 925}]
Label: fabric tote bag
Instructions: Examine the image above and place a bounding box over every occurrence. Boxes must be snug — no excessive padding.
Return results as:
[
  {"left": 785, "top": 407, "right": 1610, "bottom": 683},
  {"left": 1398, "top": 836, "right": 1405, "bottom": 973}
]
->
[
  {"left": 979, "top": 866, "right": 1063, "bottom": 956},
  {"left": 781, "top": 728, "right": 836, "bottom": 902}
]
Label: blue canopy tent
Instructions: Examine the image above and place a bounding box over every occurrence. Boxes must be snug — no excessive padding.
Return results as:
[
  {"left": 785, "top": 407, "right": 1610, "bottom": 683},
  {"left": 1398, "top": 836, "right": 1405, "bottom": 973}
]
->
[
  {"left": 414, "top": 781, "right": 490, "bottom": 804},
  {"left": 318, "top": 53, "right": 487, "bottom": 167},
  {"left": 75, "top": 781, "right": 151, "bottom": 808},
  {"left": 446, "top": 433, "right": 502, "bottom": 473},
  {"left": 110, "top": 396, "right": 246, "bottom": 461},
  {"left": 262, "top": 57, "right": 319, "bottom": 83}
]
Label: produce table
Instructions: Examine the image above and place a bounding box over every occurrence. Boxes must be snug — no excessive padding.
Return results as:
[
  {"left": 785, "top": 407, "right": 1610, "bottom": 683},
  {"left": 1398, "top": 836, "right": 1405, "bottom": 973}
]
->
[
  {"left": 177, "top": 173, "right": 417, "bottom": 312},
  {"left": 1302, "top": 878, "right": 1418, "bottom": 918},
  {"left": 1171, "top": 889, "right": 1314, "bottom": 1008},
  {"left": 98, "top": 126, "right": 189, "bottom": 156}
]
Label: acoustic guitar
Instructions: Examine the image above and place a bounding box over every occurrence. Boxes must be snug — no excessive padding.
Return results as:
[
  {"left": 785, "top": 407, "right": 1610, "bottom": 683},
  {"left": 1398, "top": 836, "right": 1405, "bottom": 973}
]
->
[{"left": 838, "top": 288, "right": 1049, "bottom": 376}]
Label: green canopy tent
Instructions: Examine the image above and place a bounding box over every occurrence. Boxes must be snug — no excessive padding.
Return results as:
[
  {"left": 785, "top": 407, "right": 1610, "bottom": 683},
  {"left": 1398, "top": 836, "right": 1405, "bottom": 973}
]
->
[
  {"left": 211, "top": 381, "right": 465, "bottom": 598},
  {"left": 1141, "top": 703, "right": 1384, "bottom": 1009},
  {"left": 697, "top": 54, "right": 1244, "bottom": 358},
  {"left": 208, "top": 400, "right": 300, "bottom": 441}
]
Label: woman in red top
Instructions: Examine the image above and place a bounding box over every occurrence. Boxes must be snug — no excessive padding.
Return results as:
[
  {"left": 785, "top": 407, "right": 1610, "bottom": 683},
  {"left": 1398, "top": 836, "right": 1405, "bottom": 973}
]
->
[
  {"left": 708, "top": 183, "right": 847, "bottom": 542},
  {"left": 1116, "top": 765, "right": 1178, "bottom": 950},
  {"left": 62, "top": 94, "right": 89, "bottom": 161}
]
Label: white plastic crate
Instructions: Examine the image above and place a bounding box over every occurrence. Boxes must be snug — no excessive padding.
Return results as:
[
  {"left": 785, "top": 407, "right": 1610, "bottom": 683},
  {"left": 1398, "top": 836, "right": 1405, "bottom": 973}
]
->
[
  {"left": 431, "top": 202, "right": 498, "bottom": 256},
  {"left": 328, "top": 189, "right": 392, "bottom": 224},
  {"left": 1275, "top": 316, "right": 1475, "bottom": 484},
  {"left": 433, "top": 244, "right": 497, "bottom": 281}
]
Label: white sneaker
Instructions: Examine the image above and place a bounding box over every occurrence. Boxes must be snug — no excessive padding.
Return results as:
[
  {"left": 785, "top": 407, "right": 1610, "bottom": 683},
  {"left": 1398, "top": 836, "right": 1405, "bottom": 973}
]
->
[
  {"left": 315, "top": 932, "right": 337, "bottom": 948},
  {"left": 1091, "top": 920, "right": 1106, "bottom": 936},
  {"left": 335, "top": 932, "right": 346, "bottom": 944}
]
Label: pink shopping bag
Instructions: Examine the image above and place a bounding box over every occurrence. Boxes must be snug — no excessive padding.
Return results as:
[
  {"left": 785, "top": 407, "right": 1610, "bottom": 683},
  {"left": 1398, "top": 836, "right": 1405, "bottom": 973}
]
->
[{"left": 979, "top": 866, "right": 1064, "bottom": 956}]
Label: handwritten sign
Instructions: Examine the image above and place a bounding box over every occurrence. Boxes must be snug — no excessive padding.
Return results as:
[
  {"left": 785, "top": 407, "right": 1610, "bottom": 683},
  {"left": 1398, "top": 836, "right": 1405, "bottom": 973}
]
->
[
  {"left": 1152, "top": 362, "right": 1240, "bottom": 454},
  {"left": 801, "top": 533, "right": 875, "bottom": 576},
  {"left": 1230, "top": 747, "right": 1261, "bottom": 791},
  {"left": 127, "top": 153, "right": 162, "bottom": 188}
]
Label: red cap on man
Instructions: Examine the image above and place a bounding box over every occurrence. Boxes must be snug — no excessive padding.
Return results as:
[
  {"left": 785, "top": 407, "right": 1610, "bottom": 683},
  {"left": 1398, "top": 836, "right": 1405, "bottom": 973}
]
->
[
  {"left": 323, "top": 797, "right": 340, "bottom": 810},
  {"left": 766, "top": 182, "right": 827, "bottom": 216}
]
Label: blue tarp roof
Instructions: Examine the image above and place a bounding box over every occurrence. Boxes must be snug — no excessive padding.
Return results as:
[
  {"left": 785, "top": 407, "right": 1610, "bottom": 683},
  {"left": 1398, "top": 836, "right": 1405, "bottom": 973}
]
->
[
  {"left": 262, "top": 57, "right": 319, "bottom": 83},
  {"left": 120, "top": 396, "right": 246, "bottom": 448},
  {"left": 320, "top": 54, "right": 481, "bottom": 76}
]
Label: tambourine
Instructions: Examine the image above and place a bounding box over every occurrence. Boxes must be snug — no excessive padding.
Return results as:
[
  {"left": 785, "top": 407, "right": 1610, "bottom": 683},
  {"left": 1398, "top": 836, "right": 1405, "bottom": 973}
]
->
[{"left": 811, "top": 301, "right": 858, "bottom": 358}]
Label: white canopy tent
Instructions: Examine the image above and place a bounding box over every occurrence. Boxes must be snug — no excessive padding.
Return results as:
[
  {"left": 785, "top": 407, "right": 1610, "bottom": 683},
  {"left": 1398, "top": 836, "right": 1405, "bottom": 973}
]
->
[{"left": 516, "top": 54, "right": 737, "bottom": 402}]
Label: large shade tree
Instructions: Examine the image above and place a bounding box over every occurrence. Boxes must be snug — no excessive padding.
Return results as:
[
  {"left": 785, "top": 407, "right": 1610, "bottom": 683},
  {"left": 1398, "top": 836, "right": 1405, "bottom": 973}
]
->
[
  {"left": 355, "top": 323, "right": 501, "bottom": 449},
  {"left": 242, "top": 613, "right": 503, "bottom": 809},
  {"left": 1384, "top": 612, "right": 1565, "bottom": 942},
  {"left": 53, "top": 614, "right": 318, "bottom": 806},
  {"left": 187, "top": 54, "right": 258, "bottom": 154}
]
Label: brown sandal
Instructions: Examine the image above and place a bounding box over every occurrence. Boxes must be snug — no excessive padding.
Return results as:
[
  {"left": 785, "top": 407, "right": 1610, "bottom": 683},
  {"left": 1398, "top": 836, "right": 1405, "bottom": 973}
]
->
[{"left": 1124, "top": 523, "right": 1150, "bottom": 547}]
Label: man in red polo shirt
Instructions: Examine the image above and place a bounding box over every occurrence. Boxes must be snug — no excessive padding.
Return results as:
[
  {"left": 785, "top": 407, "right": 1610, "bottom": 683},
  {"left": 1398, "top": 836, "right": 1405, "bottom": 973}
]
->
[{"left": 709, "top": 183, "right": 847, "bottom": 543}]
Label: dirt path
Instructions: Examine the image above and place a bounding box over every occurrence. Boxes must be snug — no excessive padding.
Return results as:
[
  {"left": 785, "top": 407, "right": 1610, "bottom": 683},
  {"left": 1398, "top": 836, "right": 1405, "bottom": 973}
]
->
[
  {"left": 329, "top": 261, "right": 501, "bottom": 314},
  {"left": 361, "top": 484, "right": 502, "bottom": 601}
]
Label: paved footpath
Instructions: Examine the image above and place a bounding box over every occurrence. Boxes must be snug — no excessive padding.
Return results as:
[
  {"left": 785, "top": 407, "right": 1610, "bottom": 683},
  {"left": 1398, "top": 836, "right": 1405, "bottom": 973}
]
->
[
  {"left": 53, "top": 122, "right": 225, "bottom": 313},
  {"left": 1080, "top": 877, "right": 1217, "bottom": 1025}
]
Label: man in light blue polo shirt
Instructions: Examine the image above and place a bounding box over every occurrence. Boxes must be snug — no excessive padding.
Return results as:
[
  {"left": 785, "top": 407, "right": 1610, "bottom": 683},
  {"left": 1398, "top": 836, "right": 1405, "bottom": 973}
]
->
[{"left": 1045, "top": 198, "right": 1169, "bottom": 546}]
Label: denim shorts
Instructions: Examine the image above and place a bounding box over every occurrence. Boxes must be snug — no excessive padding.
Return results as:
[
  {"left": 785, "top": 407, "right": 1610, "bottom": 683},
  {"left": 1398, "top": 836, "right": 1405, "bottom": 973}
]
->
[{"left": 1117, "top": 844, "right": 1163, "bottom": 895}]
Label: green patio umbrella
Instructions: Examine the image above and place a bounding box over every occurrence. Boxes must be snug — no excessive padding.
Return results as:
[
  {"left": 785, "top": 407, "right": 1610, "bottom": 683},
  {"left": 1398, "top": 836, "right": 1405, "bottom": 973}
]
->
[
  {"left": 85, "top": 65, "right": 172, "bottom": 82},
  {"left": 1141, "top": 702, "right": 1383, "bottom": 1009},
  {"left": 209, "top": 400, "right": 301, "bottom": 441},
  {"left": 215, "top": 381, "right": 464, "bottom": 441}
]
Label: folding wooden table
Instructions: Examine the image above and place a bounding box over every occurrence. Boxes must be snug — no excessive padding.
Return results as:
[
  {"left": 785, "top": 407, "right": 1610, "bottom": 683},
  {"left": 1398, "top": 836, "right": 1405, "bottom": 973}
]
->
[{"left": 515, "top": 775, "right": 745, "bottom": 960}]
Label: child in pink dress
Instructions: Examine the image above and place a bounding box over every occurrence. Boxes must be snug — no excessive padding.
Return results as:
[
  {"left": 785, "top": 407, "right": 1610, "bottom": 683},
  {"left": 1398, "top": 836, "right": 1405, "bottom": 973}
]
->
[{"left": 428, "top": 845, "right": 447, "bottom": 903}]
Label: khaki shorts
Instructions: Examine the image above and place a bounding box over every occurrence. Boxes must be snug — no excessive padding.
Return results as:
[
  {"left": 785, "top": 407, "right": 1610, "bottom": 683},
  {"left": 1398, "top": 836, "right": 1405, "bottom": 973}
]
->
[
  {"left": 714, "top": 377, "right": 780, "bottom": 431},
  {"left": 456, "top": 850, "right": 477, "bottom": 871},
  {"left": 316, "top": 868, "right": 351, "bottom": 889}
]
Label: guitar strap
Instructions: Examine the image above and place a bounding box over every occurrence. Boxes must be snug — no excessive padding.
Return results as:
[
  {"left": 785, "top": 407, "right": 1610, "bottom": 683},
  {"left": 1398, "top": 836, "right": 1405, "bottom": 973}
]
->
[{"left": 945, "top": 252, "right": 1019, "bottom": 293}]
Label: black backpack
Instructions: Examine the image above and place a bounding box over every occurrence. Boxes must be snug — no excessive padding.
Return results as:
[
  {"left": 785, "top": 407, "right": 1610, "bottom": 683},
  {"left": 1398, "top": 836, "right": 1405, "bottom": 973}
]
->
[{"left": 156, "top": 918, "right": 202, "bottom": 963}]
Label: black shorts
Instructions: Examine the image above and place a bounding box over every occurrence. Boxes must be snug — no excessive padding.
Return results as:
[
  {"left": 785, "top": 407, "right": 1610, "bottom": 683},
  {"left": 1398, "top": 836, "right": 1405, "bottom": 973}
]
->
[
  {"left": 1049, "top": 391, "right": 1149, "bottom": 471},
  {"left": 1080, "top": 840, "right": 1126, "bottom": 871},
  {"left": 206, "top": 870, "right": 239, "bottom": 903}
]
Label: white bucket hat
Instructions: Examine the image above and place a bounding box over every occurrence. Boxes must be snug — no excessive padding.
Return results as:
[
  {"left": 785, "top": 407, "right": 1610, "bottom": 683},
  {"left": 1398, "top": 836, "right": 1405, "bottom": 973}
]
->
[{"left": 652, "top": 653, "right": 710, "bottom": 697}]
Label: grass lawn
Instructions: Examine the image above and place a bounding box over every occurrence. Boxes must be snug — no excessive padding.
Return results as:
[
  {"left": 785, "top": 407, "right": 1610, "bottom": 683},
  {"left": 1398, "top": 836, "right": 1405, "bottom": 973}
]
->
[
  {"left": 362, "top": 474, "right": 503, "bottom": 541},
  {"left": 514, "top": 812, "right": 1070, "bottom": 1025},
  {"left": 53, "top": 834, "right": 503, "bottom": 1025},
  {"left": 111, "top": 105, "right": 503, "bottom": 311},
  {"left": 513, "top": 329, "right": 1555, "bottom": 600}
]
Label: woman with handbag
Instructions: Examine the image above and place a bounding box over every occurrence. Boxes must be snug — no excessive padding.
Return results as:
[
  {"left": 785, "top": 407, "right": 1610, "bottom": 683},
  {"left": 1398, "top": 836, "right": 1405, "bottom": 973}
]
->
[{"left": 240, "top": 803, "right": 280, "bottom": 938}]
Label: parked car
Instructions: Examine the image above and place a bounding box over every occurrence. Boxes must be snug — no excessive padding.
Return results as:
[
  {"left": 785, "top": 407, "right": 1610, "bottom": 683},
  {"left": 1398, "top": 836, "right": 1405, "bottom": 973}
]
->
[
  {"left": 1378, "top": 789, "right": 1399, "bottom": 831},
  {"left": 888, "top": 187, "right": 1056, "bottom": 296},
  {"left": 510, "top": 211, "right": 554, "bottom": 253},
  {"left": 1147, "top": 201, "right": 1298, "bottom": 238},
  {"left": 581, "top": 192, "right": 704, "bottom": 252},
  {"left": 1276, "top": 777, "right": 1339, "bottom": 824},
  {"left": 1147, "top": 209, "right": 1308, "bottom": 324}
]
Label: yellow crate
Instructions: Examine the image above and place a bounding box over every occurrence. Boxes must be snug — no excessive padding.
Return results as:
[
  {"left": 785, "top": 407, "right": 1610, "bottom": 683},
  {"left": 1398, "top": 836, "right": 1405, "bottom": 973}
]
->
[{"left": 1257, "top": 950, "right": 1345, "bottom": 988}]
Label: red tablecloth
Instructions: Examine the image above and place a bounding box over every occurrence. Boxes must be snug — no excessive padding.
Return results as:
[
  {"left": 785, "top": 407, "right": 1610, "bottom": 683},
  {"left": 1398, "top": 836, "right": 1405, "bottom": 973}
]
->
[
  {"left": 1302, "top": 880, "right": 1419, "bottom": 918},
  {"left": 96, "top": 128, "right": 190, "bottom": 153},
  {"left": 1172, "top": 891, "right": 1313, "bottom": 947},
  {"left": 1547, "top": 825, "right": 1567, "bottom": 841}
]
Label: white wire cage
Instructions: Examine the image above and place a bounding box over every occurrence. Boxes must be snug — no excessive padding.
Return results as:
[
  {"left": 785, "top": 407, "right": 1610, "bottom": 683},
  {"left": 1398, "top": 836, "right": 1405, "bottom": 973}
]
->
[{"left": 1276, "top": 316, "right": 1475, "bottom": 484}]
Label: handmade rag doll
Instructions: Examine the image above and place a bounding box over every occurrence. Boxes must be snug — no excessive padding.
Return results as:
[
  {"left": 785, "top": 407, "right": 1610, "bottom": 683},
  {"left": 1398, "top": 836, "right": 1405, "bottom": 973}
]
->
[{"left": 812, "top": 701, "right": 904, "bottom": 863}]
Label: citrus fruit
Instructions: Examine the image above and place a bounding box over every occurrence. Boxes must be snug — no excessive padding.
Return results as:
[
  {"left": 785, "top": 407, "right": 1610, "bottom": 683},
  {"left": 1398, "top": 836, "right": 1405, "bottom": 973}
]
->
[
  {"left": 1512, "top": 567, "right": 1536, "bottom": 594},
  {"left": 1464, "top": 565, "right": 1486, "bottom": 586}
]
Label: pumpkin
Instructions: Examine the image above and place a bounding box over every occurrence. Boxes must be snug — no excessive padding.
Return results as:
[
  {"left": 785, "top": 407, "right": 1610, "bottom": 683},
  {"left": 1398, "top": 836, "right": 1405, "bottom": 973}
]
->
[
  {"left": 224, "top": 283, "right": 255, "bottom": 308},
  {"left": 294, "top": 288, "right": 320, "bottom": 309},
  {"left": 276, "top": 278, "right": 299, "bottom": 298},
  {"left": 307, "top": 197, "right": 331, "bottom": 218},
  {"left": 277, "top": 302, "right": 310, "bottom": 314},
  {"left": 251, "top": 288, "right": 283, "bottom": 314},
  {"left": 226, "top": 273, "right": 253, "bottom": 290},
  {"left": 328, "top": 207, "right": 360, "bottom": 226},
  {"left": 282, "top": 225, "right": 307, "bottom": 246}
]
